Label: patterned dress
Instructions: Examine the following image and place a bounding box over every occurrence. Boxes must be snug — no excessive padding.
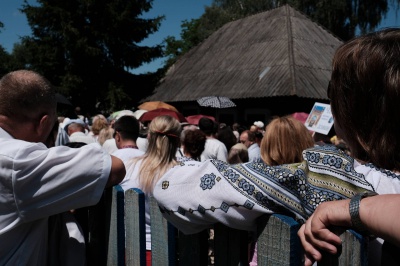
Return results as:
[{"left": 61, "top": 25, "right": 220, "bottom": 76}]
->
[{"left": 154, "top": 145, "right": 400, "bottom": 234}]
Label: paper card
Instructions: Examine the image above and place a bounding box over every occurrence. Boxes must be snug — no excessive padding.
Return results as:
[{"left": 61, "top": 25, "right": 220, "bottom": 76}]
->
[{"left": 304, "top": 102, "right": 334, "bottom": 135}]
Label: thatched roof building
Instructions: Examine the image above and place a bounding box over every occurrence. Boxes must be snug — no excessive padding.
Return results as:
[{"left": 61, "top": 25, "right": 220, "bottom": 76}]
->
[{"left": 145, "top": 5, "right": 343, "bottom": 125}]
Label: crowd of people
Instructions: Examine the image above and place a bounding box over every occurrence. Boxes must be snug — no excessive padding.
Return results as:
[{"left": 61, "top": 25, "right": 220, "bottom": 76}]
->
[{"left": 1, "top": 28, "right": 400, "bottom": 265}]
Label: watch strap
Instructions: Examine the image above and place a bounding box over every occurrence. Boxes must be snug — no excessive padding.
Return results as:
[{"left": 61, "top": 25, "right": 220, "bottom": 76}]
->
[{"left": 349, "top": 191, "right": 377, "bottom": 234}]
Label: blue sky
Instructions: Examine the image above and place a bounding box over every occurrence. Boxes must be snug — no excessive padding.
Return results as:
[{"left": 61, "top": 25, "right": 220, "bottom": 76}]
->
[
  {"left": 0, "top": 0, "right": 399, "bottom": 74},
  {"left": 0, "top": 0, "right": 213, "bottom": 74}
]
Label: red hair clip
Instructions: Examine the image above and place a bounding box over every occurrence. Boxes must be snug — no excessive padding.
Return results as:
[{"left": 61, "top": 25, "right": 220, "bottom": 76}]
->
[{"left": 154, "top": 130, "right": 179, "bottom": 138}]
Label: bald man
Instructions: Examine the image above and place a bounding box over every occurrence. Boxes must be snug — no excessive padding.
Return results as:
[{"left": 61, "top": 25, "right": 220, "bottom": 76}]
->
[{"left": 0, "top": 70, "right": 125, "bottom": 265}]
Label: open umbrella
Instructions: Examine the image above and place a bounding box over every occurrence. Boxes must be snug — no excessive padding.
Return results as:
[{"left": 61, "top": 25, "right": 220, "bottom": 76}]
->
[
  {"left": 185, "top": 114, "right": 215, "bottom": 125},
  {"left": 138, "top": 101, "right": 178, "bottom": 112},
  {"left": 292, "top": 112, "right": 309, "bottom": 124},
  {"left": 197, "top": 96, "right": 236, "bottom": 108},
  {"left": 139, "top": 108, "right": 187, "bottom": 123},
  {"left": 132, "top": 109, "right": 148, "bottom": 120},
  {"left": 108, "top": 110, "right": 135, "bottom": 121}
]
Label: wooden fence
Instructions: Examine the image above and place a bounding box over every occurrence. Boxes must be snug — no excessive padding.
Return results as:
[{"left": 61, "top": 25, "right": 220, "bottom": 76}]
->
[{"left": 82, "top": 185, "right": 369, "bottom": 266}]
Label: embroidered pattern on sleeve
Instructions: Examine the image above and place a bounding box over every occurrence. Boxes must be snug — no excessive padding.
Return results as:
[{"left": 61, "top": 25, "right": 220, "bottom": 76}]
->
[{"left": 158, "top": 146, "right": 375, "bottom": 220}]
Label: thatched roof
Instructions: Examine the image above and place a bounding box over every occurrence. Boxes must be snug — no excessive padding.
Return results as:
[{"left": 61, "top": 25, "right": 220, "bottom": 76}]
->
[{"left": 146, "top": 5, "right": 343, "bottom": 102}]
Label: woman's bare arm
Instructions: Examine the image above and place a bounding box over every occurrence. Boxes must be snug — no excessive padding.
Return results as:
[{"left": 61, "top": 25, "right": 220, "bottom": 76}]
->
[{"left": 298, "top": 194, "right": 400, "bottom": 265}]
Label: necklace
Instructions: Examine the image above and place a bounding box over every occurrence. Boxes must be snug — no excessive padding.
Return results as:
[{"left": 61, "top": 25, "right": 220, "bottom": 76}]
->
[{"left": 121, "top": 145, "right": 138, "bottom": 149}]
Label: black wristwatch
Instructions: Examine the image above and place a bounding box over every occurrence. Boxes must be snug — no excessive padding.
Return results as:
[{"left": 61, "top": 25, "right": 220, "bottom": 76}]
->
[{"left": 349, "top": 191, "right": 377, "bottom": 234}]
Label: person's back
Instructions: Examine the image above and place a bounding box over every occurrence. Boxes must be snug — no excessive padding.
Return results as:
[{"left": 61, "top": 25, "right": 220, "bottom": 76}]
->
[
  {"left": 65, "top": 119, "right": 96, "bottom": 144},
  {"left": 153, "top": 29, "right": 400, "bottom": 257},
  {"left": 111, "top": 115, "right": 144, "bottom": 163},
  {"left": 0, "top": 70, "right": 125, "bottom": 265},
  {"left": 118, "top": 115, "right": 181, "bottom": 266},
  {"left": 102, "top": 138, "right": 118, "bottom": 154},
  {"left": 201, "top": 138, "right": 228, "bottom": 162},
  {"left": 198, "top": 118, "right": 228, "bottom": 162}
]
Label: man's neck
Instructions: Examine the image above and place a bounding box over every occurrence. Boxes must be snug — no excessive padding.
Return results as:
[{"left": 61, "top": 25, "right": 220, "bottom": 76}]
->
[
  {"left": 118, "top": 140, "right": 138, "bottom": 149},
  {"left": 0, "top": 116, "right": 38, "bottom": 142}
]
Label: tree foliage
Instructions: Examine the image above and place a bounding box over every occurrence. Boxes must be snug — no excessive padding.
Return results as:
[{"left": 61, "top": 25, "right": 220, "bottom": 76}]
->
[
  {"left": 20, "top": 0, "right": 165, "bottom": 113},
  {"left": 164, "top": 0, "right": 398, "bottom": 69},
  {"left": 0, "top": 22, "right": 16, "bottom": 77}
]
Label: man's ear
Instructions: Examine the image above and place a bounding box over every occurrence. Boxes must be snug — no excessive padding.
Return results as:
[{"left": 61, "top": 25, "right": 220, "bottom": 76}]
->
[
  {"left": 37, "top": 114, "right": 51, "bottom": 139},
  {"left": 114, "top": 132, "right": 120, "bottom": 142}
]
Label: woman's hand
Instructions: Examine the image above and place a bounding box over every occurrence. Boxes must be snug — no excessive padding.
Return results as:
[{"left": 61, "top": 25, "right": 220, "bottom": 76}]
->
[{"left": 297, "top": 200, "right": 351, "bottom": 265}]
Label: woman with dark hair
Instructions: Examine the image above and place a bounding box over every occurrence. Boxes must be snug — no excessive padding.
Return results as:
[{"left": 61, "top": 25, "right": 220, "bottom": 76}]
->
[
  {"left": 153, "top": 29, "right": 400, "bottom": 265},
  {"left": 217, "top": 123, "right": 237, "bottom": 153},
  {"left": 181, "top": 129, "right": 206, "bottom": 161}
]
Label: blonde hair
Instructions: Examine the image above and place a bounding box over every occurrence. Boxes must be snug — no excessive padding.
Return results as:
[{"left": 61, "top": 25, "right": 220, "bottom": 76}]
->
[
  {"left": 132, "top": 115, "right": 181, "bottom": 193},
  {"left": 91, "top": 114, "right": 108, "bottom": 135},
  {"left": 261, "top": 116, "right": 314, "bottom": 166},
  {"left": 98, "top": 127, "right": 114, "bottom": 145}
]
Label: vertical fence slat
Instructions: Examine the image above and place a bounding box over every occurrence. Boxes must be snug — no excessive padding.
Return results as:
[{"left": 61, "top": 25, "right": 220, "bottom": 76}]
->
[
  {"left": 178, "top": 229, "right": 209, "bottom": 266},
  {"left": 86, "top": 190, "right": 108, "bottom": 266},
  {"left": 150, "top": 196, "right": 177, "bottom": 266},
  {"left": 98, "top": 191, "right": 369, "bottom": 266},
  {"left": 125, "top": 188, "right": 146, "bottom": 266},
  {"left": 214, "top": 223, "right": 248, "bottom": 265},
  {"left": 257, "top": 214, "right": 302, "bottom": 266},
  {"left": 318, "top": 230, "right": 368, "bottom": 266},
  {"left": 107, "top": 185, "right": 125, "bottom": 266}
]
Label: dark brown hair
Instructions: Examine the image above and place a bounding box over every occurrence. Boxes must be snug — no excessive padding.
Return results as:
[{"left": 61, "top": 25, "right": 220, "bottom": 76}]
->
[
  {"left": 183, "top": 129, "right": 206, "bottom": 159},
  {"left": 330, "top": 28, "right": 400, "bottom": 170},
  {"left": 113, "top": 115, "right": 140, "bottom": 141}
]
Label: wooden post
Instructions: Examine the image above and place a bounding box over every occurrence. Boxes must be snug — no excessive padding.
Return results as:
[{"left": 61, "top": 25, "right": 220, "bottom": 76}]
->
[
  {"left": 107, "top": 185, "right": 125, "bottom": 266},
  {"left": 125, "top": 188, "right": 146, "bottom": 266},
  {"left": 257, "top": 214, "right": 302, "bottom": 266},
  {"left": 150, "top": 197, "right": 177, "bottom": 266}
]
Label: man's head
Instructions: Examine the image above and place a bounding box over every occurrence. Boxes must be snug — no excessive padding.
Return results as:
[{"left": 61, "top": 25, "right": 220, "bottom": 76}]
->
[
  {"left": 249, "top": 125, "right": 258, "bottom": 132},
  {"left": 239, "top": 130, "right": 256, "bottom": 148},
  {"left": 0, "top": 70, "right": 57, "bottom": 143},
  {"left": 329, "top": 28, "right": 400, "bottom": 170},
  {"left": 66, "top": 122, "right": 85, "bottom": 136},
  {"left": 113, "top": 115, "right": 140, "bottom": 148},
  {"left": 198, "top": 117, "right": 217, "bottom": 136}
]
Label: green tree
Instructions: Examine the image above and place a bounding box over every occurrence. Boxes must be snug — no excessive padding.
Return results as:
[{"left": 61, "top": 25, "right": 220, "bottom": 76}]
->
[
  {"left": 20, "top": 0, "right": 164, "bottom": 113},
  {"left": 0, "top": 22, "right": 14, "bottom": 77},
  {"left": 0, "top": 46, "right": 12, "bottom": 77},
  {"left": 164, "top": 0, "right": 398, "bottom": 69}
]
